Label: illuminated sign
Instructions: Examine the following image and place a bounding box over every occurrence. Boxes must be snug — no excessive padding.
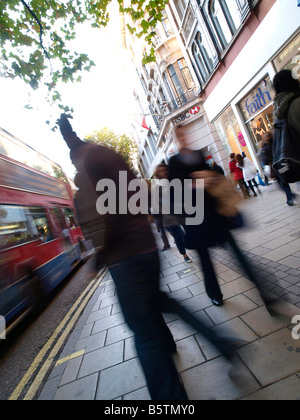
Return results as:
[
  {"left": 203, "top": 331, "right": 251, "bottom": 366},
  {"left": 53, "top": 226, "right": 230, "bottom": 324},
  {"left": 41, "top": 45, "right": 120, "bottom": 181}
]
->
[
  {"left": 245, "top": 87, "right": 272, "bottom": 117},
  {"left": 239, "top": 77, "right": 275, "bottom": 121},
  {"left": 173, "top": 105, "right": 201, "bottom": 125}
]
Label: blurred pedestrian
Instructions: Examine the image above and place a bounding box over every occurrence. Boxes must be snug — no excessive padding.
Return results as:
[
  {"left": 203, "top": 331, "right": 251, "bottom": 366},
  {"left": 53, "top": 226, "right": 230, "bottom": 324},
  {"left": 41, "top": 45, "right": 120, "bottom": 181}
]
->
[
  {"left": 59, "top": 114, "right": 238, "bottom": 400},
  {"left": 229, "top": 153, "right": 249, "bottom": 199},
  {"left": 261, "top": 132, "right": 295, "bottom": 206},
  {"left": 273, "top": 69, "right": 300, "bottom": 139},
  {"left": 211, "top": 161, "right": 225, "bottom": 175},
  {"left": 151, "top": 165, "right": 171, "bottom": 251},
  {"left": 236, "top": 153, "right": 261, "bottom": 197},
  {"left": 154, "top": 163, "right": 192, "bottom": 263},
  {"left": 168, "top": 124, "right": 280, "bottom": 312},
  {"left": 272, "top": 69, "right": 300, "bottom": 203},
  {"left": 153, "top": 213, "right": 171, "bottom": 251}
]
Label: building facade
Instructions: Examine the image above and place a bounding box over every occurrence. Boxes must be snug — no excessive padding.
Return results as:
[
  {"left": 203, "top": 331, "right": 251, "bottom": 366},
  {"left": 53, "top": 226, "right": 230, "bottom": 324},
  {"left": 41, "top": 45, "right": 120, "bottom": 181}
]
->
[{"left": 124, "top": 0, "right": 300, "bottom": 178}]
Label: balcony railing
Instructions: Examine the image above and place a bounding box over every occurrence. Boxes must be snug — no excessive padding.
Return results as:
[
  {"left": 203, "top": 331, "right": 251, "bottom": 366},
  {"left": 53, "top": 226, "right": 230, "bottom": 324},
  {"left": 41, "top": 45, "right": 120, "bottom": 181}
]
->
[{"left": 154, "top": 86, "right": 201, "bottom": 130}]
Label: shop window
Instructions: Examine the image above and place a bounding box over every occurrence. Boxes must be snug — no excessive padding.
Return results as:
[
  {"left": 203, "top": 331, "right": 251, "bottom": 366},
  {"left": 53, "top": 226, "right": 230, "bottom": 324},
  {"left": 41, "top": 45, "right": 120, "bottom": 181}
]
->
[
  {"left": 214, "top": 106, "right": 253, "bottom": 164},
  {"left": 238, "top": 76, "right": 275, "bottom": 150},
  {"left": 210, "top": 0, "right": 242, "bottom": 50},
  {"left": 273, "top": 32, "right": 300, "bottom": 81}
]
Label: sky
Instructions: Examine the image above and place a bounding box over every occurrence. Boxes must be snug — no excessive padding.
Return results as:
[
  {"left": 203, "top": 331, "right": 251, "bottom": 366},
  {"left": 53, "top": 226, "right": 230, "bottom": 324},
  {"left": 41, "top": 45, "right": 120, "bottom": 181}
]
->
[{"left": 0, "top": 3, "right": 139, "bottom": 178}]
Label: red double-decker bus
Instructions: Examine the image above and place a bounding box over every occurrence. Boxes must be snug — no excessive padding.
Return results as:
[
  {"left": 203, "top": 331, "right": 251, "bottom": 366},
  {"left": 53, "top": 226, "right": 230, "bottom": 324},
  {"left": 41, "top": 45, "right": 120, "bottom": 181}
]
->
[{"left": 0, "top": 127, "right": 85, "bottom": 337}]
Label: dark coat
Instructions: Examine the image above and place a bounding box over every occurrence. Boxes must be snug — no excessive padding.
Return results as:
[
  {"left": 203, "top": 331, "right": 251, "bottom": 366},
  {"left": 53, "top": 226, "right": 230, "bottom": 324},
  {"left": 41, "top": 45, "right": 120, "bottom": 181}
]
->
[{"left": 168, "top": 151, "right": 231, "bottom": 249}]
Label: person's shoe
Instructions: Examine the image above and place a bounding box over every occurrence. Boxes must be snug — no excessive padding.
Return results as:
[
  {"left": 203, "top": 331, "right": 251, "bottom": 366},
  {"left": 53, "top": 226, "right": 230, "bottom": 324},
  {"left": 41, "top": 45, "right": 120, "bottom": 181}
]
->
[
  {"left": 287, "top": 199, "right": 294, "bottom": 206},
  {"left": 166, "top": 340, "right": 177, "bottom": 354},
  {"left": 212, "top": 298, "right": 224, "bottom": 307},
  {"left": 184, "top": 256, "right": 192, "bottom": 263},
  {"left": 162, "top": 245, "right": 171, "bottom": 251},
  {"left": 266, "top": 300, "right": 290, "bottom": 322}
]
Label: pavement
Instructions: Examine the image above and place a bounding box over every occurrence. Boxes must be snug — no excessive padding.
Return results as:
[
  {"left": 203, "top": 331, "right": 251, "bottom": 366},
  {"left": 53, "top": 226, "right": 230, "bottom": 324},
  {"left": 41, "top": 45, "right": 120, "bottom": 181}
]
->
[{"left": 39, "top": 181, "right": 300, "bottom": 401}]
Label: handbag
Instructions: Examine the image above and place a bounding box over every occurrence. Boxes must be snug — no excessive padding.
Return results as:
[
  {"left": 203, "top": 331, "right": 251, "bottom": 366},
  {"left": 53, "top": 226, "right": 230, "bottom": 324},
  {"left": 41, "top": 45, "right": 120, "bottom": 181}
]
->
[
  {"left": 257, "top": 172, "right": 266, "bottom": 187},
  {"left": 263, "top": 165, "right": 271, "bottom": 178},
  {"left": 191, "top": 170, "right": 244, "bottom": 227}
]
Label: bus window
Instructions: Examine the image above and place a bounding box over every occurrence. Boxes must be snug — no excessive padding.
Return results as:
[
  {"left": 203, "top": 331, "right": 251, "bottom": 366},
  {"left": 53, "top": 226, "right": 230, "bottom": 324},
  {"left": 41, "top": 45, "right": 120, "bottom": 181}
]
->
[
  {"left": 0, "top": 205, "right": 34, "bottom": 249},
  {"left": 29, "top": 208, "right": 54, "bottom": 242},
  {"left": 0, "top": 205, "right": 54, "bottom": 249},
  {"left": 64, "top": 208, "right": 78, "bottom": 229},
  {"left": 50, "top": 208, "right": 67, "bottom": 232}
]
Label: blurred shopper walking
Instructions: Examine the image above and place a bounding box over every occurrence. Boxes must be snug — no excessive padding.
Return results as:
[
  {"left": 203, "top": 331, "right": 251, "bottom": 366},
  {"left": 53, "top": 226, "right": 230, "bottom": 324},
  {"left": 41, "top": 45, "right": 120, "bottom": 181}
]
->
[
  {"left": 154, "top": 163, "right": 192, "bottom": 263},
  {"left": 272, "top": 69, "right": 300, "bottom": 205},
  {"left": 168, "top": 125, "right": 282, "bottom": 312},
  {"left": 236, "top": 153, "right": 261, "bottom": 197},
  {"left": 229, "top": 153, "right": 249, "bottom": 199},
  {"left": 261, "top": 131, "right": 295, "bottom": 206},
  {"left": 58, "top": 114, "right": 238, "bottom": 401}
]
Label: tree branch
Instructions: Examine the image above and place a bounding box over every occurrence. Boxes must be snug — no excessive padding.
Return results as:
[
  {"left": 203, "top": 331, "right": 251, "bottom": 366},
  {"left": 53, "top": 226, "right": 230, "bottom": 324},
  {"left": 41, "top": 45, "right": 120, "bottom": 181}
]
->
[{"left": 20, "top": 0, "right": 52, "bottom": 73}]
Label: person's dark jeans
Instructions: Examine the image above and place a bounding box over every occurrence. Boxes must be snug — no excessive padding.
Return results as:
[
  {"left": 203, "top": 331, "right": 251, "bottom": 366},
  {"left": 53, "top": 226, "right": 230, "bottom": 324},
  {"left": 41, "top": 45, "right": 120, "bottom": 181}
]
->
[
  {"left": 108, "top": 250, "right": 238, "bottom": 399},
  {"left": 196, "top": 246, "right": 223, "bottom": 301},
  {"left": 109, "top": 251, "right": 188, "bottom": 400},
  {"left": 275, "top": 173, "right": 293, "bottom": 202},
  {"left": 167, "top": 225, "right": 186, "bottom": 255}
]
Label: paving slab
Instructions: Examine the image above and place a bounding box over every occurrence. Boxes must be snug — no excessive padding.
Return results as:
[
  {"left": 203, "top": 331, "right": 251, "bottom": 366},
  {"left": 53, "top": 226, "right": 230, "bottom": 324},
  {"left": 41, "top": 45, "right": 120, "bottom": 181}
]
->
[{"left": 237, "top": 328, "right": 300, "bottom": 387}]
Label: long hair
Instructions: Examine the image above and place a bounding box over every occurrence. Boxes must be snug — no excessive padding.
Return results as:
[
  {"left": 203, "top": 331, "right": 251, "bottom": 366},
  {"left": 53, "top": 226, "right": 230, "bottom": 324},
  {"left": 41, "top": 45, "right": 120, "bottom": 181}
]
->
[{"left": 236, "top": 154, "right": 244, "bottom": 168}]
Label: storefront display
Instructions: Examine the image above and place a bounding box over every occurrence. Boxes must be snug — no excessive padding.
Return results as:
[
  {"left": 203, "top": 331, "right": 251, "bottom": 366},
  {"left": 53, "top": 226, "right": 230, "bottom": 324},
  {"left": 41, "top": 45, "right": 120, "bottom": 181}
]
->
[
  {"left": 214, "top": 106, "right": 252, "bottom": 159},
  {"left": 238, "top": 76, "right": 275, "bottom": 150}
]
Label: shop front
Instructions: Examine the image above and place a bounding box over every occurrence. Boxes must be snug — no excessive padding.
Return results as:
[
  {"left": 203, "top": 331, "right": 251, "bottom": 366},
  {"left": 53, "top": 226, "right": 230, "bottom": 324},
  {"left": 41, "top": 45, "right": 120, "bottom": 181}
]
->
[
  {"left": 214, "top": 106, "right": 253, "bottom": 160},
  {"left": 238, "top": 75, "right": 275, "bottom": 151},
  {"left": 212, "top": 30, "right": 300, "bottom": 168}
]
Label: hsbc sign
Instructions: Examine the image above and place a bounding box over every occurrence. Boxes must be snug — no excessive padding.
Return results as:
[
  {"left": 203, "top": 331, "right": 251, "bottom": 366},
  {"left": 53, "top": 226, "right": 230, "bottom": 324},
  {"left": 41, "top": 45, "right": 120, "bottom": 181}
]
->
[
  {"left": 190, "top": 106, "right": 200, "bottom": 115},
  {"left": 173, "top": 105, "right": 201, "bottom": 125}
]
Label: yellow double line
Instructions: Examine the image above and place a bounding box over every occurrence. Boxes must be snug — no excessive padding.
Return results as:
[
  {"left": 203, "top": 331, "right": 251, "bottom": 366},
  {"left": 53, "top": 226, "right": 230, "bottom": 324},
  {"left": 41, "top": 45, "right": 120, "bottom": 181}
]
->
[{"left": 9, "top": 269, "right": 107, "bottom": 401}]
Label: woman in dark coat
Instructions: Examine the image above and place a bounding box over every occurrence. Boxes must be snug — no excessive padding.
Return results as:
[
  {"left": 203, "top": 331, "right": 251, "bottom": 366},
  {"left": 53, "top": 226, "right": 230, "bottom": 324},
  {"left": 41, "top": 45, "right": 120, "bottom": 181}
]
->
[
  {"left": 261, "top": 131, "right": 294, "bottom": 205},
  {"left": 168, "top": 124, "right": 281, "bottom": 311}
]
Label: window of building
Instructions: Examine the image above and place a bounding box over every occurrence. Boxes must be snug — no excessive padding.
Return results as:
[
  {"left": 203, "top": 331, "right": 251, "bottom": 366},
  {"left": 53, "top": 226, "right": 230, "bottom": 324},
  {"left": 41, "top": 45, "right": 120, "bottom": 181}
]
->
[
  {"left": 210, "top": 0, "right": 242, "bottom": 50},
  {"left": 162, "top": 72, "right": 176, "bottom": 105},
  {"left": 151, "top": 11, "right": 173, "bottom": 46},
  {"left": 182, "top": 4, "right": 196, "bottom": 41},
  {"left": 178, "top": 58, "right": 195, "bottom": 90},
  {"left": 168, "top": 64, "right": 184, "bottom": 97},
  {"left": 192, "top": 32, "right": 214, "bottom": 83},
  {"left": 238, "top": 76, "right": 275, "bottom": 150},
  {"left": 173, "top": 0, "right": 188, "bottom": 21},
  {"left": 273, "top": 32, "right": 300, "bottom": 81},
  {"left": 161, "top": 10, "right": 174, "bottom": 37}
]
